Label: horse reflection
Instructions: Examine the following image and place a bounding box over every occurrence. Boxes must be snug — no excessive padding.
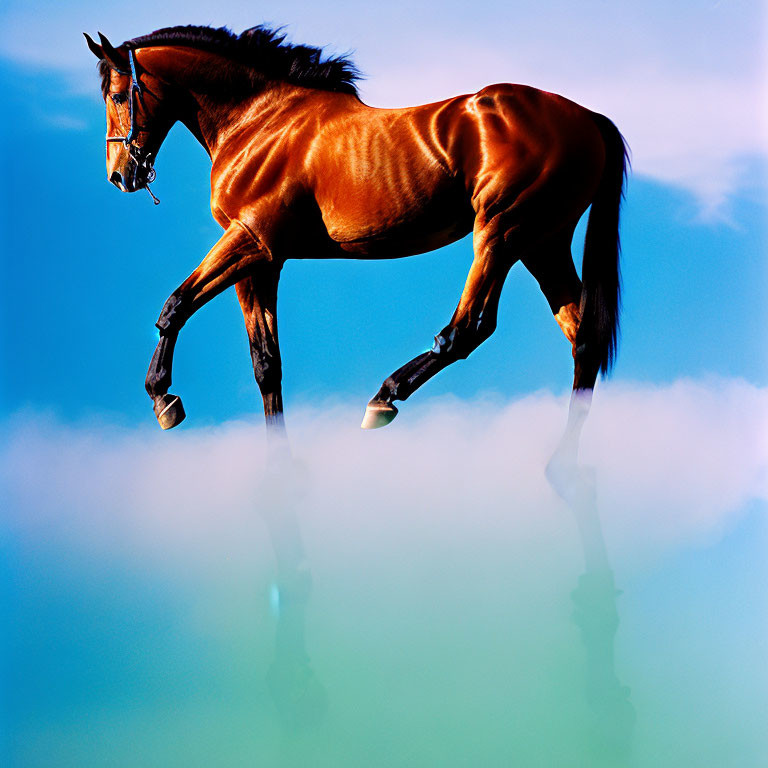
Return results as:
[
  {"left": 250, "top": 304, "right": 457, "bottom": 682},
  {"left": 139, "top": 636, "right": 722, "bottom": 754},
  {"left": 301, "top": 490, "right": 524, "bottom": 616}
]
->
[
  {"left": 548, "top": 437, "right": 635, "bottom": 765},
  {"left": 259, "top": 439, "right": 327, "bottom": 731}
]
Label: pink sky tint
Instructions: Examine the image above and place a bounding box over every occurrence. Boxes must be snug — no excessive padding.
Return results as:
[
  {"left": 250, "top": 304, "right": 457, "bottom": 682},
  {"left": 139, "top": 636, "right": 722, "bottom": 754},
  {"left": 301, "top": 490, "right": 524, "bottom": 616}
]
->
[{"left": 1, "top": 0, "right": 764, "bottom": 212}]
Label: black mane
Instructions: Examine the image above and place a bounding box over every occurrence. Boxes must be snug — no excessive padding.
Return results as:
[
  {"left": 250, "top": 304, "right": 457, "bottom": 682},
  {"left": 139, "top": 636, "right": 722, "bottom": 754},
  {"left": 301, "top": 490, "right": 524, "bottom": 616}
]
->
[{"left": 98, "top": 24, "right": 360, "bottom": 99}]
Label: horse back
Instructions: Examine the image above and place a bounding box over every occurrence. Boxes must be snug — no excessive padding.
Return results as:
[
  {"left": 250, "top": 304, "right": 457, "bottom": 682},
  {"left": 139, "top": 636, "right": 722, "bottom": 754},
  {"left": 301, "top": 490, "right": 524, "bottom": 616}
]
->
[
  {"left": 211, "top": 84, "right": 605, "bottom": 259},
  {"left": 307, "top": 84, "right": 604, "bottom": 252}
]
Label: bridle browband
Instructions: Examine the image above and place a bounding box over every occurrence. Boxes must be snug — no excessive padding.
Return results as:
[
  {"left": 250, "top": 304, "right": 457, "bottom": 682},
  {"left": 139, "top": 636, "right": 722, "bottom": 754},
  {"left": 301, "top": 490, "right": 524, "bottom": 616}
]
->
[{"left": 106, "top": 49, "right": 160, "bottom": 204}]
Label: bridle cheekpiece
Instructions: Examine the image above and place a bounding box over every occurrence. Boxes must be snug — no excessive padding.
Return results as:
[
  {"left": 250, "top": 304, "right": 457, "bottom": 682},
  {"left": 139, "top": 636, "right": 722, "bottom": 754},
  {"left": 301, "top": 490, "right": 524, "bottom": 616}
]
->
[{"left": 106, "top": 48, "right": 160, "bottom": 204}]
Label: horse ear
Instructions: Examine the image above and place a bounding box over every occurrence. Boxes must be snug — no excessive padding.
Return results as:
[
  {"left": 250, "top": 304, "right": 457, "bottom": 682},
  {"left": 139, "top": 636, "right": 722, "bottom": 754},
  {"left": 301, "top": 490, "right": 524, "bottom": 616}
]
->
[
  {"left": 83, "top": 32, "right": 104, "bottom": 59},
  {"left": 97, "top": 32, "right": 129, "bottom": 70}
]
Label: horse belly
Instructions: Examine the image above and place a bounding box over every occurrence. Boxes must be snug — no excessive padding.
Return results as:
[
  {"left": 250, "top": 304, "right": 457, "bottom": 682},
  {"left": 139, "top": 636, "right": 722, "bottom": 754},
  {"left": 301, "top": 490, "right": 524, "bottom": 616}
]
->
[{"left": 323, "top": 186, "right": 474, "bottom": 259}]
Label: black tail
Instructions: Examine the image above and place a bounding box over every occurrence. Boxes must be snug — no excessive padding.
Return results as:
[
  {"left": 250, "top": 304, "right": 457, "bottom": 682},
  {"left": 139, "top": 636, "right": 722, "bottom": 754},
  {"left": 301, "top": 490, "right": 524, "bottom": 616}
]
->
[{"left": 575, "top": 113, "right": 629, "bottom": 377}]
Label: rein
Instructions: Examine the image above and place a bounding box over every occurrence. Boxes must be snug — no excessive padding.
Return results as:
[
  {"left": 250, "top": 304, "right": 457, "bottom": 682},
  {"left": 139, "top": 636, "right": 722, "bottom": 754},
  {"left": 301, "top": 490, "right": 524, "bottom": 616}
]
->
[{"left": 106, "top": 49, "right": 160, "bottom": 205}]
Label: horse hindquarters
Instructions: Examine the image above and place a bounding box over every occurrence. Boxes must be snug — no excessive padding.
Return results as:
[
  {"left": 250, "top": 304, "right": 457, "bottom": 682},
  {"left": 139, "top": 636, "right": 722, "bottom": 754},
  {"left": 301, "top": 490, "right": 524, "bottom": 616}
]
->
[{"left": 540, "top": 113, "right": 628, "bottom": 480}]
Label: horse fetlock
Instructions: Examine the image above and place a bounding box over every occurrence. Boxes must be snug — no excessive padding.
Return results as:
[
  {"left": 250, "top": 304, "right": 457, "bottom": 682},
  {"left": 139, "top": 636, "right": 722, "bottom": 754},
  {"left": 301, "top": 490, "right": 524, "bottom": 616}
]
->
[
  {"left": 145, "top": 367, "right": 170, "bottom": 397},
  {"left": 385, "top": 376, "right": 411, "bottom": 403}
]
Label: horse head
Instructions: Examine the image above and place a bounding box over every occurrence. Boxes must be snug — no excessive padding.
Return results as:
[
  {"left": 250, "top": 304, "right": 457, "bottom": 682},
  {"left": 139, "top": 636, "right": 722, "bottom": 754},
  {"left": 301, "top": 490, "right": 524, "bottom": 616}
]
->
[{"left": 85, "top": 32, "right": 172, "bottom": 200}]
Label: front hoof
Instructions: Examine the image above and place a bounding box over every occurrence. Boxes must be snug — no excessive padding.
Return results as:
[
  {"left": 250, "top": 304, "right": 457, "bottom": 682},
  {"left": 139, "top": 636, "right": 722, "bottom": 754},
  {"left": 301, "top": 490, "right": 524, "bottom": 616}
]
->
[
  {"left": 361, "top": 401, "right": 398, "bottom": 430},
  {"left": 153, "top": 394, "right": 186, "bottom": 430}
]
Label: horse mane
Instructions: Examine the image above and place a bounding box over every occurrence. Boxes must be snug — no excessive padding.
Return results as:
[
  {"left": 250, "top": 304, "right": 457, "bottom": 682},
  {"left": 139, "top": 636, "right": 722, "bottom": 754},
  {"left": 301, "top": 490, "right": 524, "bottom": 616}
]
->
[{"left": 98, "top": 24, "right": 361, "bottom": 99}]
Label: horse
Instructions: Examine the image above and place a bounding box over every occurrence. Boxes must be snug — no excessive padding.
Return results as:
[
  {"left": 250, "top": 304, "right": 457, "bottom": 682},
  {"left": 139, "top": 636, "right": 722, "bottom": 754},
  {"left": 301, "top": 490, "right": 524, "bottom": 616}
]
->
[{"left": 85, "top": 24, "right": 628, "bottom": 462}]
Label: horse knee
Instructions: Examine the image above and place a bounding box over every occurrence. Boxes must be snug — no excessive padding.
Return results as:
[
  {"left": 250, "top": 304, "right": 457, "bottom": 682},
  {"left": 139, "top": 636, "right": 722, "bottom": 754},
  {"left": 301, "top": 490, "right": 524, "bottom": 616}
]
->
[{"left": 156, "top": 292, "right": 187, "bottom": 335}]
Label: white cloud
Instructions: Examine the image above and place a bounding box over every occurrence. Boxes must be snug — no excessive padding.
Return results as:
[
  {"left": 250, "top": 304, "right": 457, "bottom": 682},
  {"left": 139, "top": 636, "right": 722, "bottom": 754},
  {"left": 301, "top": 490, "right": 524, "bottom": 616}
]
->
[{"left": 3, "top": 379, "right": 766, "bottom": 576}]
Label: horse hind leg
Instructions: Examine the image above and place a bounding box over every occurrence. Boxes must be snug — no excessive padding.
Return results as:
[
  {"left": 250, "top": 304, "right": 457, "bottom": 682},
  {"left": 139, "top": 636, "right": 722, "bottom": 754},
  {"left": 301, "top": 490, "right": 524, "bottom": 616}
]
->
[
  {"left": 362, "top": 212, "right": 513, "bottom": 428},
  {"left": 522, "top": 235, "right": 583, "bottom": 358},
  {"left": 235, "top": 267, "right": 289, "bottom": 456},
  {"left": 523, "top": 240, "right": 599, "bottom": 497}
]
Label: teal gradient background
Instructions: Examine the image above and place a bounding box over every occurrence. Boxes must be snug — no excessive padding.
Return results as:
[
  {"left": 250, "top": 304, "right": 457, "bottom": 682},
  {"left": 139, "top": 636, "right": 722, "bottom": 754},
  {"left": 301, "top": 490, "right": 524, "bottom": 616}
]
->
[{"left": 3, "top": 390, "right": 767, "bottom": 767}]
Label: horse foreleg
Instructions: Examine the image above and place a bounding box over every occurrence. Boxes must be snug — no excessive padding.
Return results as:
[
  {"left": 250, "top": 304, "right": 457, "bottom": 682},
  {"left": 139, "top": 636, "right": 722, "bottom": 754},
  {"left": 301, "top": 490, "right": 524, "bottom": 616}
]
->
[
  {"left": 145, "top": 222, "right": 269, "bottom": 429},
  {"left": 362, "top": 218, "right": 511, "bottom": 428}
]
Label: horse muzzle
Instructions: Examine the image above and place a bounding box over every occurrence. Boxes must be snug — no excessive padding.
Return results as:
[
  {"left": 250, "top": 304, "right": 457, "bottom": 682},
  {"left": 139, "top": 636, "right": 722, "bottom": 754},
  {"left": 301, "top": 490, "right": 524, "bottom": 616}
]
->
[
  {"left": 109, "top": 151, "right": 155, "bottom": 193},
  {"left": 110, "top": 169, "right": 131, "bottom": 192}
]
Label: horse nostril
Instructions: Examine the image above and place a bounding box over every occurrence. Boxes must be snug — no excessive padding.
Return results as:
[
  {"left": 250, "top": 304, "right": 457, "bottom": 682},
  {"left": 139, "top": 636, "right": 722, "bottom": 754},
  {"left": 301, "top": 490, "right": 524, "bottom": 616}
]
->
[{"left": 109, "top": 171, "right": 131, "bottom": 192}]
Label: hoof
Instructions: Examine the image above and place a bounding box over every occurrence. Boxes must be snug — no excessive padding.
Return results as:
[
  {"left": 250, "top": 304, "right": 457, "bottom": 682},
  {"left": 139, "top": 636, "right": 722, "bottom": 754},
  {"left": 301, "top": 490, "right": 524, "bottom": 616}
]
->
[
  {"left": 153, "top": 394, "right": 186, "bottom": 430},
  {"left": 361, "top": 401, "right": 398, "bottom": 430}
]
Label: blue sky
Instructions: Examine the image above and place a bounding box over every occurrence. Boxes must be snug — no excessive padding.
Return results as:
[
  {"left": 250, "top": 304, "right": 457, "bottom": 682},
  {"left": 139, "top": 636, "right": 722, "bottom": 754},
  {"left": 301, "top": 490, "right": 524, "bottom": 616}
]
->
[
  {"left": 0, "top": 1, "right": 766, "bottom": 427},
  {"left": 1, "top": 1, "right": 766, "bottom": 427}
]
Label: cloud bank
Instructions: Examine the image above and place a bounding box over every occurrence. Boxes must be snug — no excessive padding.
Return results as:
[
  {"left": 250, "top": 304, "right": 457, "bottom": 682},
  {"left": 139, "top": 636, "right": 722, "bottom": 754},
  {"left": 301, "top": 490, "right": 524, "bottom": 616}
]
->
[{"left": 3, "top": 378, "right": 766, "bottom": 576}]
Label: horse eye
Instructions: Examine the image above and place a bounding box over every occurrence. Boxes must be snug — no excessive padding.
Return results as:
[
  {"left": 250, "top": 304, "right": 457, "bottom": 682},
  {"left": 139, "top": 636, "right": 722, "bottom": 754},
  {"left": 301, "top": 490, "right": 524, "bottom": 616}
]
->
[{"left": 111, "top": 93, "right": 126, "bottom": 105}]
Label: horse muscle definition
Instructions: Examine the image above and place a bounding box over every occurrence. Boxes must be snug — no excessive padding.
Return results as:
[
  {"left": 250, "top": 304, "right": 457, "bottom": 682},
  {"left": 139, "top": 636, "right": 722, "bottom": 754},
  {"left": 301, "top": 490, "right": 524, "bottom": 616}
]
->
[{"left": 85, "top": 25, "right": 628, "bottom": 465}]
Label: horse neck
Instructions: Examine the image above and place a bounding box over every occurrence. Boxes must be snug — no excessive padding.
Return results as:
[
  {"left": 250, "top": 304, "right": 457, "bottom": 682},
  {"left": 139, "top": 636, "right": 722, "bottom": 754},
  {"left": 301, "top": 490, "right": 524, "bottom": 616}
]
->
[
  {"left": 135, "top": 46, "right": 311, "bottom": 159},
  {"left": 191, "top": 85, "right": 313, "bottom": 160}
]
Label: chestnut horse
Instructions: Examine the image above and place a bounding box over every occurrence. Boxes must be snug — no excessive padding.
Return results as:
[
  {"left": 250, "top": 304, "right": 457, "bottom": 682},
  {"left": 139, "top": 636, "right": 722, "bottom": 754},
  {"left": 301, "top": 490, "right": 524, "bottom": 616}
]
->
[{"left": 85, "top": 25, "right": 628, "bottom": 455}]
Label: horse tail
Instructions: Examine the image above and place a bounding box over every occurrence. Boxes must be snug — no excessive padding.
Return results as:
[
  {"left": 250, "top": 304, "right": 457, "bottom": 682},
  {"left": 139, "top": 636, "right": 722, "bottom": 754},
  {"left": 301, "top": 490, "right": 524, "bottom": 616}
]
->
[{"left": 575, "top": 113, "right": 630, "bottom": 378}]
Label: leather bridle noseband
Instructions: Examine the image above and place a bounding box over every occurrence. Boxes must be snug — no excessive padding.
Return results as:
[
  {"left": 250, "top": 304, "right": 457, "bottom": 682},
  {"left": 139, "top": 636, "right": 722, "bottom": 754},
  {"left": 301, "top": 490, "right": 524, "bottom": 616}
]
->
[{"left": 106, "top": 49, "right": 160, "bottom": 204}]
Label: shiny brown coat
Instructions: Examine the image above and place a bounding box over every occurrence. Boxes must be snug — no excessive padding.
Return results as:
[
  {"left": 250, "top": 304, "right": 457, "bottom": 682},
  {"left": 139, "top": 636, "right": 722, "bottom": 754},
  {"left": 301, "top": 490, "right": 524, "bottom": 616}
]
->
[{"left": 86, "top": 30, "right": 628, "bottom": 435}]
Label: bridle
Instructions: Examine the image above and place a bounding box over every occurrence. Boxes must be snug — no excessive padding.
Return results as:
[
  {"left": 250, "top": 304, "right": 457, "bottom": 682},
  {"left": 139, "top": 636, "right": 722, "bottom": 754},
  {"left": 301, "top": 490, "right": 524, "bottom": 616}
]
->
[{"left": 106, "top": 49, "right": 160, "bottom": 204}]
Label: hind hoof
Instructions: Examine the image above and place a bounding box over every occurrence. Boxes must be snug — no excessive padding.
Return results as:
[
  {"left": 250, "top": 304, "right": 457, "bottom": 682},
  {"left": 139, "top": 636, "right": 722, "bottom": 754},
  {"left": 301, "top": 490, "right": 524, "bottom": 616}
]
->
[
  {"left": 154, "top": 394, "right": 186, "bottom": 430},
  {"left": 361, "top": 401, "right": 398, "bottom": 430}
]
